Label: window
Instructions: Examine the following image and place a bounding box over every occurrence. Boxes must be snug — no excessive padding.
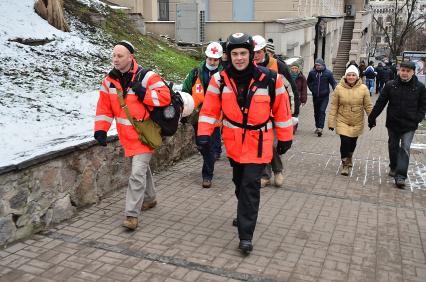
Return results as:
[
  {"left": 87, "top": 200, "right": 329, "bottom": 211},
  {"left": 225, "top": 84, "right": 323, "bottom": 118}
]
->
[
  {"left": 158, "top": 0, "right": 169, "bottom": 21},
  {"left": 233, "top": 0, "right": 254, "bottom": 21}
]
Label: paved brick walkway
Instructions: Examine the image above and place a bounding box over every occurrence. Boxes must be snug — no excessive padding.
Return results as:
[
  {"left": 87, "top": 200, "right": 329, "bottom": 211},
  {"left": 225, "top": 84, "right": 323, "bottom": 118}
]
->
[{"left": 1, "top": 96, "right": 426, "bottom": 282}]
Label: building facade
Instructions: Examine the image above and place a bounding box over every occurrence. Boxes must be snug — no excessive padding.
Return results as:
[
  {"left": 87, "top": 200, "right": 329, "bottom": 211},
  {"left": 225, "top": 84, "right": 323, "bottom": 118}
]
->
[
  {"left": 369, "top": 0, "right": 426, "bottom": 57},
  {"left": 106, "top": 1, "right": 375, "bottom": 72}
]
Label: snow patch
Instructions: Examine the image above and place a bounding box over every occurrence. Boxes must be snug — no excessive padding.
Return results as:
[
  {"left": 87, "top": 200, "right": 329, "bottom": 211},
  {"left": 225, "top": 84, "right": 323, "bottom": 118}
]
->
[{"left": 0, "top": 0, "right": 112, "bottom": 167}]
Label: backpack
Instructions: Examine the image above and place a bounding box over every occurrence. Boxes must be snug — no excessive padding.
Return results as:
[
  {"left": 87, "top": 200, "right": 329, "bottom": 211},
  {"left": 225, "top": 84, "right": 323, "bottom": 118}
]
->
[{"left": 133, "top": 68, "right": 183, "bottom": 137}]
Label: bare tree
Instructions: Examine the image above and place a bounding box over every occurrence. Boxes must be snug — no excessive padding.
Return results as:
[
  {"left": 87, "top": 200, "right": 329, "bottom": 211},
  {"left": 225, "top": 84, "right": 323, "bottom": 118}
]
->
[
  {"left": 34, "top": 0, "right": 70, "bottom": 32},
  {"left": 366, "top": 32, "right": 379, "bottom": 63},
  {"left": 373, "top": 0, "right": 425, "bottom": 61},
  {"left": 406, "top": 29, "right": 426, "bottom": 50}
]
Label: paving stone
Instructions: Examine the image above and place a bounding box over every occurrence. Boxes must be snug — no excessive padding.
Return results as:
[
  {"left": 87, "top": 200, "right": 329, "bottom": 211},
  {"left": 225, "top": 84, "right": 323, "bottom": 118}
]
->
[{"left": 2, "top": 97, "right": 426, "bottom": 281}]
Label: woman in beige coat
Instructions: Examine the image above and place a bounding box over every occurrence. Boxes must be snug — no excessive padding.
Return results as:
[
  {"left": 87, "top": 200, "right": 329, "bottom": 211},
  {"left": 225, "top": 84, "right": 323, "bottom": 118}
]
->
[{"left": 328, "top": 65, "right": 373, "bottom": 175}]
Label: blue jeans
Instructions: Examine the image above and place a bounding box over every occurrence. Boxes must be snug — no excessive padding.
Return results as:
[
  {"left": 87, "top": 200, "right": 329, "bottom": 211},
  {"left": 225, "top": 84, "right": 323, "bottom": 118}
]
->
[
  {"left": 212, "top": 127, "right": 222, "bottom": 157},
  {"left": 312, "top": 95, "right": 329, "bottom": 129},
  {"left": 387, "top": 129, "right": 415, "bottom": 181},
  {"left": 196, "top": 127, "right": 221, "bottom": 180},
  {"left": 365, "top": 79, "right": 375, "bottom": 95}
]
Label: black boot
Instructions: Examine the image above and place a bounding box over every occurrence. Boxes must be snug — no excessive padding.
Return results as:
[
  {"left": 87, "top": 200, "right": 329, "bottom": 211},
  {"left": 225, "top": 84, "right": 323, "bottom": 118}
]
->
[{"left": 239, "top": 240, "right": 253, "bottom": 254}]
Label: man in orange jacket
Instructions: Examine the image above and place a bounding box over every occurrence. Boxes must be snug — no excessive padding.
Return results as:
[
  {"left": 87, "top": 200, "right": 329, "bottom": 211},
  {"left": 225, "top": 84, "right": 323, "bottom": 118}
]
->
[
  {"left": 197, "top": 33, "right": 293, "bottom": 254},
  {"left": 94, "top": 41, "right": 171, "bottom": 230}
]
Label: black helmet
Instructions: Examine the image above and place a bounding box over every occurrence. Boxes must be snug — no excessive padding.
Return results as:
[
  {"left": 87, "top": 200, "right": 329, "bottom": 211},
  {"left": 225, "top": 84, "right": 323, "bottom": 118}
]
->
[{"left": 226, "top": 32, "right": 254, "bottom": 59}]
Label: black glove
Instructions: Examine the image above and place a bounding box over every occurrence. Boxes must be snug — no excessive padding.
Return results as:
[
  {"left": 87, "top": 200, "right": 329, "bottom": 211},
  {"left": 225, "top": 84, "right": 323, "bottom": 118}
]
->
[
  {"left": 276, "top": 140, "right": 292, "bottom": 155},
  {"left": 329, "top": 127, "right": 334, "bottom": 131},
  {"left": 196, "top": 135, "right": 211, "bottom": 151},
  {"left": 94, "top": 130, "right": 107, "bottom": 146},
  {"left": 131, "top": 72, "right": 147, "bottom": 102},
  {"left": 368, "top": 116, "right": 376, "bottom": 129}
]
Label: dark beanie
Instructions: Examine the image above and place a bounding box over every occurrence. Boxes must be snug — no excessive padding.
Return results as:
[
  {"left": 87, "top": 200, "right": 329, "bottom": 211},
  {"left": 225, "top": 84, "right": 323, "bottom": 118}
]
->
[{"left": 116, "top": 40, "right": 135, "bottom": 54}]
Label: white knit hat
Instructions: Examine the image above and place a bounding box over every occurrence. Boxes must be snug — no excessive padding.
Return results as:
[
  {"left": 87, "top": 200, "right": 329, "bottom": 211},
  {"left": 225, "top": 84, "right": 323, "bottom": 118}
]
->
[{"left": 345, "top": 65, "right": 359, "bottom": 77}]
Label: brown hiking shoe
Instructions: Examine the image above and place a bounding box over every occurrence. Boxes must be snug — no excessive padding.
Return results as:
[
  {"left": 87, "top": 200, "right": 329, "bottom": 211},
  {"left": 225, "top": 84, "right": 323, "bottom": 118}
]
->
[
  {"left": 141, "top": 200, "right": 157, "bottom": 211},
  {"left": 260, "top": 178, "right": 270, "bottom": 188},
  {"left": 202, "top": 179, "right": 212, "bottom": 188},
  {"left": 122, "top": 216, "right": 138, "bottom": 230},
  {"left": 341, "top": 158, "right": 350, "bottom": 176}
]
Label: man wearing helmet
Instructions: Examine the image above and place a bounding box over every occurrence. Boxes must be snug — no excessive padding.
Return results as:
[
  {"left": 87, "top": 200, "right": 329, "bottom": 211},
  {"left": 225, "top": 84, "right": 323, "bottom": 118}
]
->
[
  {"left": 182, "top": 41, "right": 224, "bottom": 189},
  {"left": 197, "top": 33, "right": 293, "bottom": 254},
  {"left": 252, "top": 35, "right": 299, "bottom": 188}
]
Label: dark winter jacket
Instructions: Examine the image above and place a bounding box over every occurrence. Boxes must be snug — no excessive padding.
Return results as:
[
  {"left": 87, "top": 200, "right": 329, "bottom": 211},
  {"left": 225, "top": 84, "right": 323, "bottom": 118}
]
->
[
  {"left": 382, "top": 66, "right": 394, "bottom": 82},
  {"left": 369, "top": 75, "right": 426, "bottom": 133},
  {"left": 307, "top": 59, "right": 336, "bottom": 98},
  {"left": 375, "top": 65, "right": 384, "bottom": 82},
  {"left": 294, "top": 72, "right": 308, "bottom": 104}
]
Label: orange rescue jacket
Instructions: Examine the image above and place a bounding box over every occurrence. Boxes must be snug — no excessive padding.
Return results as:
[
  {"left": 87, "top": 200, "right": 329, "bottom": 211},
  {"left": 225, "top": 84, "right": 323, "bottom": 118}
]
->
[
  {"left": 94, "top": 59, "right": 171, "bottom": 156},
  {"left": 198, "top": 67, "right": 293, "bottom": 164},
  {"left": 192, "top": 75, "right": 222, "bottom": 128}
]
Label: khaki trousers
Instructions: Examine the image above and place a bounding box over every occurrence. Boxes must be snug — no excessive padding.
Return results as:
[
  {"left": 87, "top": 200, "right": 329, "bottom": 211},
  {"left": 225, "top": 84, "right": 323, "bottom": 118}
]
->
[{"left": 125, "top": 153, "right": 156, "bottom": 217}]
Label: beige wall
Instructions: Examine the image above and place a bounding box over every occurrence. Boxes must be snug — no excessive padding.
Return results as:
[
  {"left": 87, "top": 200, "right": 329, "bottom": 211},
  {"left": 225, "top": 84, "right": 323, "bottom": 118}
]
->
[
  {"left": 107, "top": 0, "right": 158, "bottom": 20},
  {"left": 107, "top": 0, "right": 139, "bottom": 12},
  {"left": 254, "top": 0, "right": 298, "bottom": 20},
  {"left": 145, "top": 21, "right": 175, "bottom": 37},
  {"left": 208, "top": 0, "right": 232, "bottom": 21},
  {"left": 205, "top": 22, "right": 265, "bottom": 41}
]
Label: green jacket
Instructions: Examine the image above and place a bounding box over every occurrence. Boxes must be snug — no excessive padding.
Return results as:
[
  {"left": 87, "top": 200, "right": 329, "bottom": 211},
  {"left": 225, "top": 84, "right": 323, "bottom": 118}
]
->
[{"left": 182, "top": 60, "right": 223, "bottom": 94}]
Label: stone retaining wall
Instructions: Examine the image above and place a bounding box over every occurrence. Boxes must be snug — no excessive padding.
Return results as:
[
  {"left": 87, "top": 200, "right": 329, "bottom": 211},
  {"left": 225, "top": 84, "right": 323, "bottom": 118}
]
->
[{"left": 0, "top": 124, "right": 197, "bottom": 247}]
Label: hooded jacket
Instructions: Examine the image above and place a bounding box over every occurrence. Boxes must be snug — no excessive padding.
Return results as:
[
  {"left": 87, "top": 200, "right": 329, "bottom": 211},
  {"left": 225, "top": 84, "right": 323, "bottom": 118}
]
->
[{"left": 307, "top": 58, "right": 336, "bottom": 98}]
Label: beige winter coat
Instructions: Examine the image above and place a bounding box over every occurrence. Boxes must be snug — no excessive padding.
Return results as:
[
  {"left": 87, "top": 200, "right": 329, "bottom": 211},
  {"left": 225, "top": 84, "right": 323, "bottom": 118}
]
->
[{"left": 327, "top": 78, "right": 373, "bottom": 137}]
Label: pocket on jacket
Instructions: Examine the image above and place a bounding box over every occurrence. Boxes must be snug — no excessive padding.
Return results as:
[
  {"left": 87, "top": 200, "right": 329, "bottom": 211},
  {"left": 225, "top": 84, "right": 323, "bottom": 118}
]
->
[{"left": 252, "top": 95, "right": 271, "bottom": 120}]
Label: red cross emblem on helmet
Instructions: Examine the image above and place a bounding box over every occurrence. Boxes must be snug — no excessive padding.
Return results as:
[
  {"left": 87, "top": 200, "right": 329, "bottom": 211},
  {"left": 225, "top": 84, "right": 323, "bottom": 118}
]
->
[{"left": 205, "top": 42, "right": 223, "bottom": 59}]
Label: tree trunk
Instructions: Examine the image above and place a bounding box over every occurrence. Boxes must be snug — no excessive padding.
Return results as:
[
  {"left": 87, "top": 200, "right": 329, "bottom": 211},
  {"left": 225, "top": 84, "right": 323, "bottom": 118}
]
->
[{"left": 34, "top": 0, "right": 70, "bottom": 32}]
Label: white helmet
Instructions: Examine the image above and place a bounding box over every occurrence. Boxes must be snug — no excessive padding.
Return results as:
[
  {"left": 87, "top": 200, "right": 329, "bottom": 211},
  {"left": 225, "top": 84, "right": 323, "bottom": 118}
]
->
[
  {"left": 178, "top": 91, "right": 195, "bottom": 117},
  {"left": 252, "top": 35, "right": 267, "bottom": 52},
  {"left": 205, "top": 42, "right": 223, "bottom": 59}
]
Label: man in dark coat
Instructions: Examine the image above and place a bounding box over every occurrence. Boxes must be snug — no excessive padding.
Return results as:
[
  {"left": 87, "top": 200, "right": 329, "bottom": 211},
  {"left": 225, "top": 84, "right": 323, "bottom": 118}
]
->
[
  {"left": 375, "top": 62, "right": 385, "bottom": 94},
  {"left": 307, "top": 58, "right": 336, "bottom": 137},
  {"left": 368, "top": 61, "right": 426, "bottom": 188},
  {"left": 381, "top": 64, "right": 394, "bottom": 88}
]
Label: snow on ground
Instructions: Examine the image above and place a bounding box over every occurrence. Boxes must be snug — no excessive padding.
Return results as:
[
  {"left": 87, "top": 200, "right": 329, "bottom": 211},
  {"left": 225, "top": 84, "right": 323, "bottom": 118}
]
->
[{"left": 0, "top": 0, "right": 113, "bottom": 167}]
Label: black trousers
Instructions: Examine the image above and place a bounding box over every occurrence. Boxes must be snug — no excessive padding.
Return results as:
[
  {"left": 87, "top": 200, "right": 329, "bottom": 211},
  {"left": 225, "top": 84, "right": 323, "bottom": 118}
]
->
[
  {"left": 340, "top": 135, "right": 358, "bottom": 159},
  {"left": 388, "top": 129, "right": 415, "bottom": 180},
  {"left": 229, "top": 159, "right": 266, "bottom": 241}
]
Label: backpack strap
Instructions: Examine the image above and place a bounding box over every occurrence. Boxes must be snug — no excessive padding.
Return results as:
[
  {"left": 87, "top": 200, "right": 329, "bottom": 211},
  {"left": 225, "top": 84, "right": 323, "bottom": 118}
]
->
[
  {"left": 133, "top": 66, "right": 150, "bottom": 85},
  {"left": 220, "top": 67, "right": 277, "bottom": 158},
  {"left": 191, "top": 67, "right": 199, "bottom": 87},
  {"left": 116, "top": 88, "right": 146, "bottom": 131}
]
